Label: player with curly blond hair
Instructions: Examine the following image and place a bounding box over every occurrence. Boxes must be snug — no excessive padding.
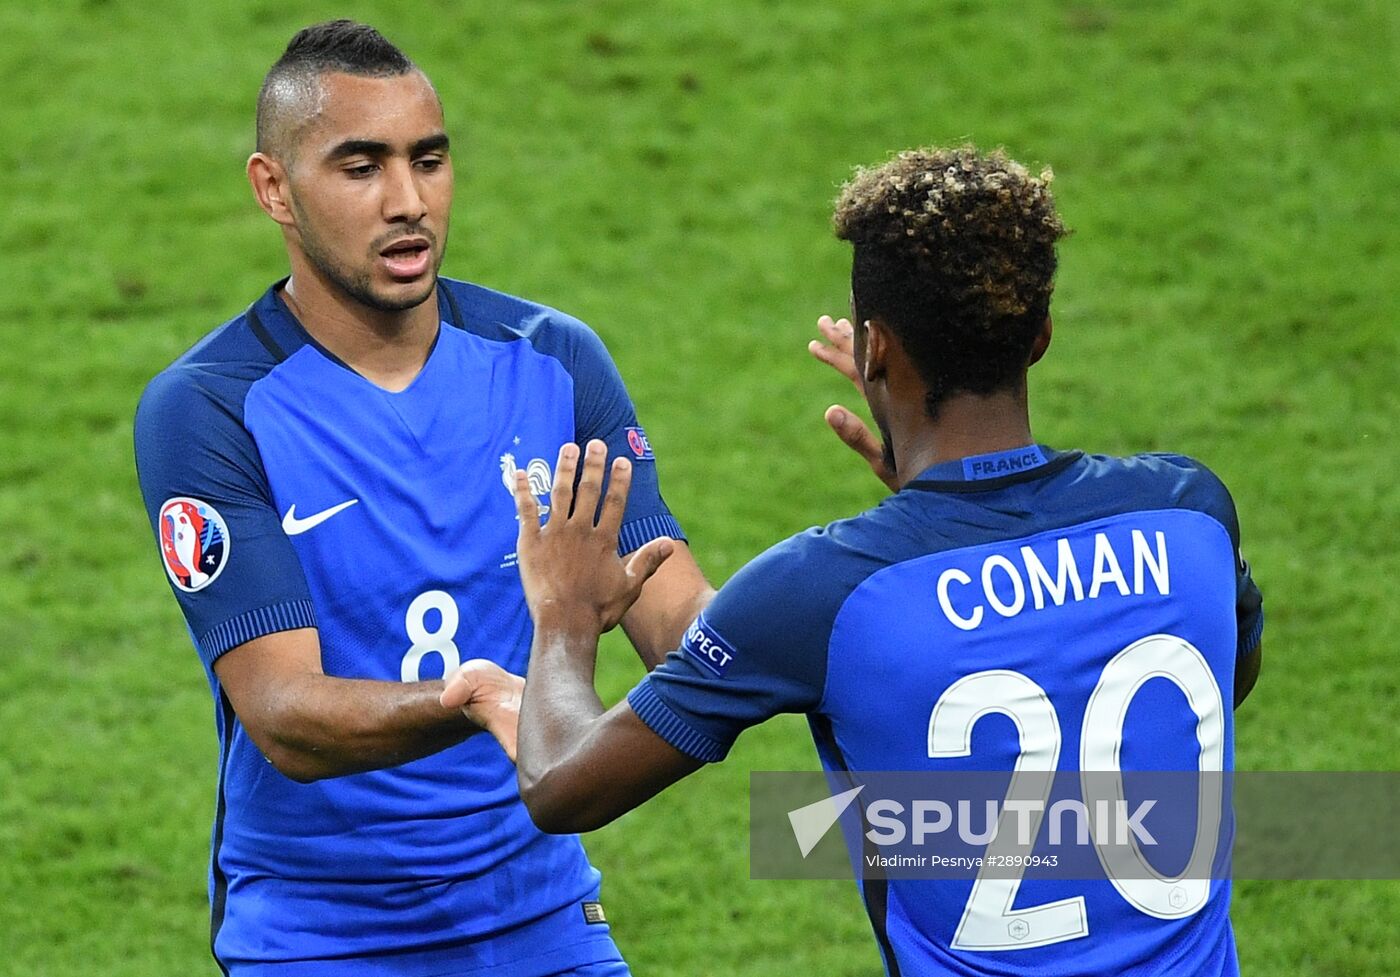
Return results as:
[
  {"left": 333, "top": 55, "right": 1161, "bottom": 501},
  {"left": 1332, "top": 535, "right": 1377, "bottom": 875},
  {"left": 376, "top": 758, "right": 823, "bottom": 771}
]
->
[
  {"left": 449, "top": 145, "right": 1265, "bottom": 977},
  {"left": 816, "top": 144, "right": 1067, "bottom": 483}
]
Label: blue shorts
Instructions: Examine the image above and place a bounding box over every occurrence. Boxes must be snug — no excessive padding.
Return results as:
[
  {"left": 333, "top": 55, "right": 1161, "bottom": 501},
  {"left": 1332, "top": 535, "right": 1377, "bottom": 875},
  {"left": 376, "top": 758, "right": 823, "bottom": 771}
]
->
[
  {"left": 227, "top": 894, "right": 629, "bottom": 977},
  {"left": 548, "top": 963, "right": 630, "bottom": 977}
]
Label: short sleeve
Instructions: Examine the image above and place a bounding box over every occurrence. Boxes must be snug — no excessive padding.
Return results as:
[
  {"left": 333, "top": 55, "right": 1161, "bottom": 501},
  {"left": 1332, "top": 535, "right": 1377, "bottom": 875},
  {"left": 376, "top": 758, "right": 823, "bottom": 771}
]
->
[
  {"left": 1203, "top": 477, "right": 1264, "bottom": 658},
  {"left": 626, "top": 531, "right": 842, "bottom": 762},
  {"left": 567, "top": 324, "right": 686, "bottom": 554},
  {"left": 1165, "top": 455, "right": 1264, "bottom": 658},
  {"left": 1233, "top": 550, "right": 1264, "bottom": 657},
  {"left": 134, "top": 368, "right": 317, "bottom": 667}
]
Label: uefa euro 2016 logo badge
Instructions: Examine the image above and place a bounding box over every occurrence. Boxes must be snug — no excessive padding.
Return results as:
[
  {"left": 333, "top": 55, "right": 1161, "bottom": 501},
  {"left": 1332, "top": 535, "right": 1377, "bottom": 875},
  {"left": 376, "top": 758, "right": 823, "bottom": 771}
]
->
[
  {"left": 159, "top": 497, "right": 230, "bottom": 592},
  {"left": 625, "top": 426, "right": 654, "bottom": 460}
]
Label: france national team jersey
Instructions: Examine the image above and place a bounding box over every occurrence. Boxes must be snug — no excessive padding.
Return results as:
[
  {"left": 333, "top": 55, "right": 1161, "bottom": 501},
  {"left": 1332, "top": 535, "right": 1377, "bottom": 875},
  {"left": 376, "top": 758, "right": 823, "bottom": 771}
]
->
[
  {"left": 134, "top": 278, "right": 683, "bottom": 975},
  {"left": 629, "top": 446, "right": 1263, "bottom": 977}
]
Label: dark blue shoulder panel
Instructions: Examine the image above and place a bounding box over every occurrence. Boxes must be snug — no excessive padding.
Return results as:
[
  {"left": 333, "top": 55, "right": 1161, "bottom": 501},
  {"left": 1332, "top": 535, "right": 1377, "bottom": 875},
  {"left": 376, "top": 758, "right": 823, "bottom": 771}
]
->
[
  {"left": 134, "top": 312, "right": 316, "bottom": 667},
  {"left": 1139, "top": 453, "right": 1264, "bottom": 654},
  {"left": 903, "top": 451, "right": 1263, "bottom": 656},
  {"left": 628, "top": 449, "right": 1264, "bottom": 761},
  {"left": 628, "top": 510, "right": 902, "bottom": 761}
]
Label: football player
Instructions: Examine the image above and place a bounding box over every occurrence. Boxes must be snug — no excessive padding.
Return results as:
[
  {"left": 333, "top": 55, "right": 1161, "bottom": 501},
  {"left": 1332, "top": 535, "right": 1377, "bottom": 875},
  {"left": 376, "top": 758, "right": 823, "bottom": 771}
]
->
[
  {"left": 135, "top": 20, "right": 710, "bottom": 977},
  {"left": 478, "top": 146, "right": 1264, "bottom": 977}
]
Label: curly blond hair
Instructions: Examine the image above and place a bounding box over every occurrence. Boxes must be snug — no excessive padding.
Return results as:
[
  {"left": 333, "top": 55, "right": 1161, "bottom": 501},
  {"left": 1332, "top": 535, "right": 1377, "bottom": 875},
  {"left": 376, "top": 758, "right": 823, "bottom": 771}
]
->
[{"left": 834, "top": 145, "right": 1066, "bottom": 414}]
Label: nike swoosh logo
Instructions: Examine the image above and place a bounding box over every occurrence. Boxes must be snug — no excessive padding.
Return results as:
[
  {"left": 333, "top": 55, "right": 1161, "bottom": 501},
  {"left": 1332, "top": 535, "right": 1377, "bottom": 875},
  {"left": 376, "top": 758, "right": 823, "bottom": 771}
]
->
[{"left": 282, "top": 499, "right": 359, "bottom": 535}]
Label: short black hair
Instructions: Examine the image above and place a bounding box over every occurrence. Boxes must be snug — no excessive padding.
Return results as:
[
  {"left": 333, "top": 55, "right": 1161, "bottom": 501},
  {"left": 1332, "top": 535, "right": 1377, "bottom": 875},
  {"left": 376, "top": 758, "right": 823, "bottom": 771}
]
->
[
  {"left": 256, "top": 20, "right": 417, "bottom": 156},
  {"left": 834, "top": 146, "right": 1067, "bottom": 417}
]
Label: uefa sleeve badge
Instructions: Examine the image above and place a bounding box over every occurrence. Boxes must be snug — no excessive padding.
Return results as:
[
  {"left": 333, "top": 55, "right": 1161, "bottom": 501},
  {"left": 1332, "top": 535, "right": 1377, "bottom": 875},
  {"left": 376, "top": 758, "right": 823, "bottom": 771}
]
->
[
  {"left": 624, "top": 426, "right": 655, "bottom": 460},
  {"left": 159, "top": 497, "right": 230, "bottom": 592}
]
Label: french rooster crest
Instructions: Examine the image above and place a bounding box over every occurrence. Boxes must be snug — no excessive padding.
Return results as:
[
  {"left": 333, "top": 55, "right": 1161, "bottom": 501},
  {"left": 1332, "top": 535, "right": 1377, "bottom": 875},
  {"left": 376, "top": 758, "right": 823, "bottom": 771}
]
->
[{"left": 500, "top": 453, "right": 554, "bottom": 498}]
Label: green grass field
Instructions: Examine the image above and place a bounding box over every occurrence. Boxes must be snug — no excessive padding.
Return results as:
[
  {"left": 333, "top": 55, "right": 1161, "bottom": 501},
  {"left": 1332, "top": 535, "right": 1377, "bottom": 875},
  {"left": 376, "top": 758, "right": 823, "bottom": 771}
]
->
[{"left": 2, "top": 0, "right": 1398, "bottom": 973}]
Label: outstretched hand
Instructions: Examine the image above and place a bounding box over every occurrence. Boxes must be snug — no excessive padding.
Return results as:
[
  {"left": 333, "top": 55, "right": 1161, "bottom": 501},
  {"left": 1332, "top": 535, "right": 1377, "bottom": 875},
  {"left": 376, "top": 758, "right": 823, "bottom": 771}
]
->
[
  {"left": 440, "top": 659, "right": 524, "bottom": 761},
  {"left": 513, "top": 440, "right": 675, "bottom": 635},
  {"left": 808, "top": 315, "right": 899, "bottom": 492}
]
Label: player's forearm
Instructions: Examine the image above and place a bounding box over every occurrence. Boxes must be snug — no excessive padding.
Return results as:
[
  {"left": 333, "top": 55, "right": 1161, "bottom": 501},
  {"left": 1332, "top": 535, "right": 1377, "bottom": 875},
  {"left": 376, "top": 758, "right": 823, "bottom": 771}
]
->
[
  {"left": 625, "top": 589, "right": 713, "bottom": 670},
  {"left": 261, "top": 675, "right": 482, "bottom": 782},
  {"left": 515, "top": 610, "right": 612, "bottom": 830},
  {"left": 621, "top": 549, "right": 716, "bottom": 670}
]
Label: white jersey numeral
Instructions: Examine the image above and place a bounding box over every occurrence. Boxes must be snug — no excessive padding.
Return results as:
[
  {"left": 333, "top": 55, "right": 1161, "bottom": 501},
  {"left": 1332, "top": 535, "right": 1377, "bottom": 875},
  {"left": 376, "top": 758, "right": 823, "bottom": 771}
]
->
[
  {"left": 927, "top": 633, "right": 1224, "bottom": 952},
  {"left": 400, "top": 590, "right": 462, "bottom": 683},
  {"left": 929, "top": 671, "right": 1089, "bottom": 950},
  {"left": 1080, "top": 635, "right": 1224, "bottom": 919}
]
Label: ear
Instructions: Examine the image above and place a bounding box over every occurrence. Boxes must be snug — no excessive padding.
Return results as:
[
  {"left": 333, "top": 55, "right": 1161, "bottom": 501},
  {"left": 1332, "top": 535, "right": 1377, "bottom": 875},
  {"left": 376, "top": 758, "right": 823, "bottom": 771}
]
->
[
  {"left": 860, "top": 318, "right": 891, "bottom": 384},
  {"left": 1027, "top": 315, "right": 1053, "bottom": 367},
  {"left": 247, "top": 152, "right": 296, "bottom": 228}
]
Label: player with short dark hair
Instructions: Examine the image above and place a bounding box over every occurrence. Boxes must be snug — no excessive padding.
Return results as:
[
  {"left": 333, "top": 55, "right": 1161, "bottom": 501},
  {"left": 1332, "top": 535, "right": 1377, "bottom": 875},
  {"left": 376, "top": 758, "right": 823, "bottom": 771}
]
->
[
  {"left": 257, "top": 21, "right": 415, "bottom": 160},
  {"left": 469, "top": 145, "right": 1264, "bottom": 976},
  {"left": 135, "top": 19, "right": 708, "bottom": 977}
]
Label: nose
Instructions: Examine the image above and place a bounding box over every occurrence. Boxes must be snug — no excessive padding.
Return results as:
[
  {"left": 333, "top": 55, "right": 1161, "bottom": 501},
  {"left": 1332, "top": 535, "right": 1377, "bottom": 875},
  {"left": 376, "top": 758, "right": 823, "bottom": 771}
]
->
[{"left": 381, "top": 158, "right": 428, "bottom": 224}]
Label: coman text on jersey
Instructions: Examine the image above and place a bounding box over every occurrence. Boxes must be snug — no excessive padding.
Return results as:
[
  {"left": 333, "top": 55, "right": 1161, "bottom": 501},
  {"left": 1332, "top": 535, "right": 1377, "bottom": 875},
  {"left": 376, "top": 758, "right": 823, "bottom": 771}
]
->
[{"left": 936, "top": 529, "right": 1169, "bottom": 631}]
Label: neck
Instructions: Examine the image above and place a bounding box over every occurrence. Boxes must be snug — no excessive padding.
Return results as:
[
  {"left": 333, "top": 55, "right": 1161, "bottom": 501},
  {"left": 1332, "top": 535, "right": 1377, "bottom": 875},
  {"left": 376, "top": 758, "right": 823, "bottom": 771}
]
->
[
  {"left": 281, "top": 256, "right": 440, "bottom": 393},
  {"left": 889, "top": 387, "right": 1035, "bottom": 487}
]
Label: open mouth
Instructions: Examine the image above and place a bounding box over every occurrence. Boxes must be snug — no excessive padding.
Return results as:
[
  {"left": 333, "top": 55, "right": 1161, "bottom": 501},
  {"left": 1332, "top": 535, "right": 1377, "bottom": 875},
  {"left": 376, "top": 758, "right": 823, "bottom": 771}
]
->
[{"left": 379, "top": 238, "right": 432, "bottom": 279}]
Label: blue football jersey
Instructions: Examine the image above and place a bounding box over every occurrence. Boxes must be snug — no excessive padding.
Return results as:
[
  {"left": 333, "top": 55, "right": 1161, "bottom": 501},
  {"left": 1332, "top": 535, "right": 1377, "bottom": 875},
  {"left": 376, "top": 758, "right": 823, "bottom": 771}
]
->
[
  {"left": 630, "top": 446, "right": 1262, "bottom": 977},
  {"left": 135, "top": 278, "right": 682, "bottom": 975}
]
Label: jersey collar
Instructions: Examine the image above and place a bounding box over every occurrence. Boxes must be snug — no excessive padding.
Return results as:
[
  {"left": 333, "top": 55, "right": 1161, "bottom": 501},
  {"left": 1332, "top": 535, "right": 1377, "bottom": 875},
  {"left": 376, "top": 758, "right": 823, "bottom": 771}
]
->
[
  {"left": 904, "top": 444, "right": 1082, "bottom": 493},
  {"left": 246, "top": 277, "right": 463, "bottom": 370}
]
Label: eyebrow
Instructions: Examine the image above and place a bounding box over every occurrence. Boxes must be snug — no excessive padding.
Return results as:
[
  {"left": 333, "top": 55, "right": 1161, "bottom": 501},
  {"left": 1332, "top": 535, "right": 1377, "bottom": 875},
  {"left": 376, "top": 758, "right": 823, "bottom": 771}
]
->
[
  {"left": 412, "top": 133, "right": 451, "bottom": 156},
  {"left": 324, "top": 132, "right": 450, "bottom": 161}
]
